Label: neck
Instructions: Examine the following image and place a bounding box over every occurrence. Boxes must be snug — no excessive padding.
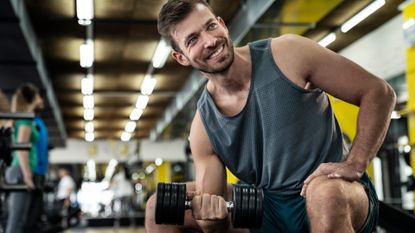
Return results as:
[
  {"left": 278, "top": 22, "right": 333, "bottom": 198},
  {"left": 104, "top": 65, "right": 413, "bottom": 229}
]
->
[{"left": 205, "top": 47, "right": 251, "bottom": 94}]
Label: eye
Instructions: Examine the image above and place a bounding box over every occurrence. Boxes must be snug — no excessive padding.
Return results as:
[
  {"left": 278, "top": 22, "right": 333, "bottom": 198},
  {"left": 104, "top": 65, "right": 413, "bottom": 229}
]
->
[
  {"left": 207, "top": 23, "right": 217, "bottom": 30},
  {"left": 186, "top": 36, "right": 197, "bottom": 47}
]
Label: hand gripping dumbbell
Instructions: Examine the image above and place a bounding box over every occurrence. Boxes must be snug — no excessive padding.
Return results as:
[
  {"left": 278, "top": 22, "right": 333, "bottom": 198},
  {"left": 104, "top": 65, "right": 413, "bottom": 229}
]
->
[{"left": 155, "top": 182, "right": 263, "bottom": 228}]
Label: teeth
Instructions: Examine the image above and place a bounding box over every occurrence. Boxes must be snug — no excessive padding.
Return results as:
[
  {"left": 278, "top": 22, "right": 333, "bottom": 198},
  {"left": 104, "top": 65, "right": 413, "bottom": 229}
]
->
[{"left": 209, "top": 45, "right": 224, "bottom": 59}]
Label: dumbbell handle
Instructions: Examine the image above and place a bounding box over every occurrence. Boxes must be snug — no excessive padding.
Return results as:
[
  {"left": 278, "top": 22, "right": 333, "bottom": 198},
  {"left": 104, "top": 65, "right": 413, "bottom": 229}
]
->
[{"left": 185, "top": 200, "right": 235, "bottom": 210}]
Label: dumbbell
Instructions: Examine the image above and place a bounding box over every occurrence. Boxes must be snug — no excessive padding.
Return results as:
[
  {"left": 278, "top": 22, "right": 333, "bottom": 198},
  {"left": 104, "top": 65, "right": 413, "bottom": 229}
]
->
[{"left": 155, "top": 182, "right": 263, "bottom": 228}]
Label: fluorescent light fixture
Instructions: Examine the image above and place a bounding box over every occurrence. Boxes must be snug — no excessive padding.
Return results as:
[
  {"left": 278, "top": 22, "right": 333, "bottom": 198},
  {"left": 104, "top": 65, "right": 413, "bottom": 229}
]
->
[
  {"left": 76, "top": 0, "right": 94, "bottom": 26},
  {"left": 84, "top": 108, "right": 94, "bottom": 121},
  {"left": 340, "top": 0, "right": 385, "bottom": 33},
  {"left": 85, "top": 121, "right": 94, "bottom": 132},
  {"left": 125, "top": 121, "right": 137, "bottom": 133},
  {"left": 403, "top": 18, "right": 415, "bottom": 30},
  {"left": 80, "top": 40, "right": 94, "bottom": 68},
  {"left": 85, "top": 132, "right": 95, "bottom": 142},
  {"left": 141, "top": 74, "right": 157, "bottom": 95},
  {"left": 136, "top": 95, "right": 149, "bottom": 109},
  {"left": 130, "top": 108, "right": 143, "bottom": 121},
  {"left": 83, "top": 95, "right": 94, "bottom": 109},
  {"left": 318, "top": 33, "right": 336, "bottom": 47},
  {"left": 152, "top": 38, "right": 171, "bottom": 69},
  {"left": 121, "top": 132, "right": 131, "bottom": 142},
  {"left": 81, "top": 76, "right": 94, "bottom": 95}
]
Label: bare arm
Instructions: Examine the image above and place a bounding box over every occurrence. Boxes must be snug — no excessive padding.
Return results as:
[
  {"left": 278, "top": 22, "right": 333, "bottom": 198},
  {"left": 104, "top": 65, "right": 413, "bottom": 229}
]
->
[
  {"left": 189, "top": 111, "right": 229, "bottom": 233},
  {"left": 15, "top": 124, "right": 35, "bottom": 189},
  {"left": 271, "top": 35, "right": 396, "bottom": 193}
]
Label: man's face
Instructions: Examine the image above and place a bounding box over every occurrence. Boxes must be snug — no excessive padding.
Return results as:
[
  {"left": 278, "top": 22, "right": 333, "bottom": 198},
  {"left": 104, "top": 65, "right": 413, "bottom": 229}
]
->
[{"left": 171, "top": 4, "right": 234, "bottom": 74}]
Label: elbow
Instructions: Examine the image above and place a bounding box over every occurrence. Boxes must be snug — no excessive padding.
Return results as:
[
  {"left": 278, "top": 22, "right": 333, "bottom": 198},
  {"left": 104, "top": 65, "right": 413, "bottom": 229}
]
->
[{"left": 383, "top": 82, "right": 396, "bottom": 110}]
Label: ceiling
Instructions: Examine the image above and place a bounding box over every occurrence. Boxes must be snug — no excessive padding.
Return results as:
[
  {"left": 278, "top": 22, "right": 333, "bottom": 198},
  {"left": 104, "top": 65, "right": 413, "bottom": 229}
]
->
[{"left": 0, "top": 0, "right": 405, "bottom": 148}]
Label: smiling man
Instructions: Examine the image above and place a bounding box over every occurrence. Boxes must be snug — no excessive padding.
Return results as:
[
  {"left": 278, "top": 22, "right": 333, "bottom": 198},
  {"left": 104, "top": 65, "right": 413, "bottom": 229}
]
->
[{"left": 145, "top": 1, "right": 396, "bottom": 233}]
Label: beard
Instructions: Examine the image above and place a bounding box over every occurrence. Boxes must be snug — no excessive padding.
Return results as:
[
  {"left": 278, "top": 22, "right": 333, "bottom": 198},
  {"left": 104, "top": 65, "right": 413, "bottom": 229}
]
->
[{"left": 190, "top": 38, "right": 235, "bottom": 74}]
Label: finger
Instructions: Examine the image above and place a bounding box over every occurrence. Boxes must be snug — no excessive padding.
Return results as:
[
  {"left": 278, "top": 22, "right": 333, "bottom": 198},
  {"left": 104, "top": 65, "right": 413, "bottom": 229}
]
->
[
  {"left": 187, "top": 190, "right": 200, "bottom": 200},
  {"left": 303, "top": 171, "right": 321, "bottom": 185},
  {"left": 300, "top": 184, "right": 306, "bottom": 197},
  {"left": 218, "top": 197, "right": 228, "bottom": 219},
  {"left": 192, "top": 195, "right": 202, "bottom": 219},
  {"left": 328, "top": 173, "right": 341, "bottom": 179}
]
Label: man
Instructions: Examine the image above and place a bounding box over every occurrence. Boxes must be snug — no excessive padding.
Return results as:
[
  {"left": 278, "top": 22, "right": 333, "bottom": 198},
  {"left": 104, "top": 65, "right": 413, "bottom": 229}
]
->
[{"left": 145, "top": 0, "right": 396, "bottom": 232}]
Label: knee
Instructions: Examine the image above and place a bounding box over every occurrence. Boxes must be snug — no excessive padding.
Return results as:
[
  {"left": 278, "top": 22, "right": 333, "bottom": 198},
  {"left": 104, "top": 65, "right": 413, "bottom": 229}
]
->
[{"left": 305, "top": 176, "right": 348, "bottom": 212}]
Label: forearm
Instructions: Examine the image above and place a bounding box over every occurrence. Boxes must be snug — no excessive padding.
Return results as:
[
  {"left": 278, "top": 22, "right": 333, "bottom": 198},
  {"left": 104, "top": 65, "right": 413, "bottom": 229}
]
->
[
  {"left": 346, "top": 84, "right": 396, "bottom": 171},
  {"left": 17, "top": 152, "right": 32, "bottom": 178},
  {"left": 194, "top": 156, "right": 230, "bottom": 232}
]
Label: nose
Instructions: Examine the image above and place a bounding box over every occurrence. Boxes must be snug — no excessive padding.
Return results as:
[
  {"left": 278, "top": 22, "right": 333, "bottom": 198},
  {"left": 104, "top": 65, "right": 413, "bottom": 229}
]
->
[{"left": 201, "top": 31, "right": 218, "bottom": 49}]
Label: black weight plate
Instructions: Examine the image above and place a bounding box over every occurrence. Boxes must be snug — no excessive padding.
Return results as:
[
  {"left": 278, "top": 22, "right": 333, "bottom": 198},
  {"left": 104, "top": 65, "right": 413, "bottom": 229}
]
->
[
  {"left": 176, "top": 183, "right": 186, "bottom": 225},
  {"left": 155, "top": 183, "right": 165, "bottom": 224},
  {"left": 254, "top": 188, "right": 263, "bottom": 228},
  {"left": 248, "top": 187, "right": 256, "bottom": 227},
  {"left": 232, "top": 185, "right": 241, "bottom": 228},
  {"left": 163, "top": 183, "right": 171, "bottom": 224},
  {"left": 170, "top": 183, "right": 178, "bottom": 224},
  {"left": 240, "top": 187, "right": 249, "bottom": 228}
]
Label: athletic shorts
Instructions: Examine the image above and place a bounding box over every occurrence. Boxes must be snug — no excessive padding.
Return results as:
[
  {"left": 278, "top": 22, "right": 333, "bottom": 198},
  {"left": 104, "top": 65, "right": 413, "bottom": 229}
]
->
[{"left": 249, "top": 173, "right": 378, "bottom": 233}]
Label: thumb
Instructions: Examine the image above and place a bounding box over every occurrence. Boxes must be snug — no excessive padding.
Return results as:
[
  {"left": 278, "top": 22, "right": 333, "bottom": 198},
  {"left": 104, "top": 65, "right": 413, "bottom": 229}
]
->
[{"left": 187, "top": 190, "right": 201, "bottom": 200}]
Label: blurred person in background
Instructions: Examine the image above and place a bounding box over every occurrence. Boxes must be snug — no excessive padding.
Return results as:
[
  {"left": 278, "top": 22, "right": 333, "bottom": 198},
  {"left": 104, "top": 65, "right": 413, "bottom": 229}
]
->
[
  {"left": 5, "top": 83, "right": 43, "bottom": 233},
  {"left": 56, "top": 167, "right": 75, "bottom": 209},
  {"left": 24, "top": 92, "right": 49, "bottom": 233},
  {"left": 110, "top": 163, "right": 134, "bottom": 217}
]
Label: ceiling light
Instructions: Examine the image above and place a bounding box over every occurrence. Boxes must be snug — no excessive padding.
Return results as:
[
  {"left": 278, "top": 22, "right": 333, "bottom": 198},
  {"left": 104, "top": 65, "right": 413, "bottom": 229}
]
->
[
  {"left": 85, "top": 132, "right": 95, "bottom": 142},
  {"left": 81, "top": 76, "right": 94, "bottom": 95},
  {"left": 391, "top": 111, "right": 401, "bottom": 119},
  {"left": 76, "top": 0, "right": 94, "bottom": 26},
  {"left": 85, "top": 121, "right": 94, "bottom": 132},
  {"left": 84, "top": 108, "right": 94, "bottom": 121},
  {"left": 141, "top": 74, "right": 157, "bottom": 95},
  {"left": 130, "top": 108, "right": 143, "bottom": 121},
  {"left": 80, "top": 40, "right": 94, "bottom": 68},
  {"left": 403, "top": 18, "right": 415, "bottom": 30},
  {"left": 340, "top": 0, "right": 385, "bottom": 33},
  {"left": 125, "top": 121, "right": 137, "bottom": 133},
  {"left": 152, "top": 38, "right": 171, "bottom": 69},
  {"left": 83, "top": 95, "right": 94, "bottom": 109},
  {"left": 318, "top": 33, "right": 336, "bottom": 47},
  {"left": 121, "top": 132, "right": 131, "bottom": 142},
  {"left": 155, "top": 158, "right": 163, "bottom": 166},
  {"left": 135, "top": 95, "right": 149, "bottom": 109}
]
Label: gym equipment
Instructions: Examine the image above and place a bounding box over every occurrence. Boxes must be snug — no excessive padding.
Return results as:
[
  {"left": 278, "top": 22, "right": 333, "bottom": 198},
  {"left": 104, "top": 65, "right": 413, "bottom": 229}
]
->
[
  {"left": 155, "top": 182, "right": 263, "bottom": 228},
  {"left": 0, "top": 112, "right": 34, "bottom": 191}
]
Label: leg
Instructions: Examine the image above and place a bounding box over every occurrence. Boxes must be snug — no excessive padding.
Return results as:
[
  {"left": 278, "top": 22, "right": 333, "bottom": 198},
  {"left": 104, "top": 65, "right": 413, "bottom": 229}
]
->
[
  {"left": 6, "top": 191, "right": 30, "bottom": 233},
  {"left": 145, "top": 182, "right": 249, "bottom": 233},
  {"left": 305, "top": 176, "right": 369, "bottom": 233}
]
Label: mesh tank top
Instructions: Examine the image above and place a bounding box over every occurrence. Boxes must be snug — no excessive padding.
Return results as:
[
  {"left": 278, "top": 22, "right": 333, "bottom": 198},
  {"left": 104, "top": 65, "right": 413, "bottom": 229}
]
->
[{"left": 197, "top": 38, "right": 346, "bottom": 194}]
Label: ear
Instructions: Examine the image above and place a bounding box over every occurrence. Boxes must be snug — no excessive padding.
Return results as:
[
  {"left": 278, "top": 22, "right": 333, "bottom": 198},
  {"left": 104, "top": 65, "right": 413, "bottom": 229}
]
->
[
  {"left": 217, "top": 16, "right": 228, "bottom": 31},
  {"left": 172, "top": 50, "right": 190, "bottom": 66}
]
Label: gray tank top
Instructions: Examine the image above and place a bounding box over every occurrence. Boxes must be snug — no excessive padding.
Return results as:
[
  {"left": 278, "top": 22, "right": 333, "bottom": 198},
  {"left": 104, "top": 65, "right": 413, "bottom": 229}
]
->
[{"left": 197, "top": 39, "right": 346, "bottom": 194}]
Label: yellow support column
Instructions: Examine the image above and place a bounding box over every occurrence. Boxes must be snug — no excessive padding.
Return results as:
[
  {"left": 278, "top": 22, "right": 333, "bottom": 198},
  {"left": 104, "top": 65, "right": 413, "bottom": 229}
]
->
[
  {"left": 403, "top": 0, "right": 415, "bottom": 211},
  {"left": 226, "top": 168, "right": 238, "bottom": 184},
  {"left": 155, "top": 162, "right": 171, "bottom": 183}
]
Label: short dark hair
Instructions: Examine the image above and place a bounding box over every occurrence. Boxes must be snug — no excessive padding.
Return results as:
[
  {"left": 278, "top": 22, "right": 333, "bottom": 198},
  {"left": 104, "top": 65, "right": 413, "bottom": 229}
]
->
[{"left": 157, "top": 0, "right": 214, "bottom": 51}]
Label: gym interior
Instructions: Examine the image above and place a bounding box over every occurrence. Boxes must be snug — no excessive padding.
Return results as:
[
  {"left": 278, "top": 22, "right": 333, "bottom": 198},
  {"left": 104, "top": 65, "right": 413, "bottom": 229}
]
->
[{"left": 1, "top": 0, "right": 415, "bottom": 232}]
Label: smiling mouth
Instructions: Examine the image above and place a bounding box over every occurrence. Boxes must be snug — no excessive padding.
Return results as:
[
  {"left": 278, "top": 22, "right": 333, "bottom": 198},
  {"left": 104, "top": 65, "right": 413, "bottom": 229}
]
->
[{"left": 207, "top": 44, "right": 224, "bottom": 60}]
